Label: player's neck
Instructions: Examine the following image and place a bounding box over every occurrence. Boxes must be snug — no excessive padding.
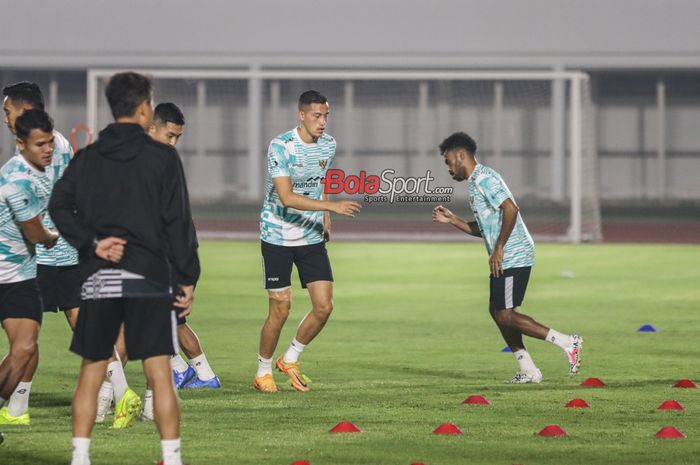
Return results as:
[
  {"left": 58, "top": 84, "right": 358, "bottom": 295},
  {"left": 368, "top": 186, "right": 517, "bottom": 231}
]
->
[
  {"left": 115, "top": 116, "right": 149, "bottom": 131},
  {"left": 296, "top": 126, "right": 318, "bottom": 144},
  {"left": 465, "top": 157, "right": 478, "bottom": 178},
  {"left": 19, "top": 152, "right": 45, "bottom": 172}
]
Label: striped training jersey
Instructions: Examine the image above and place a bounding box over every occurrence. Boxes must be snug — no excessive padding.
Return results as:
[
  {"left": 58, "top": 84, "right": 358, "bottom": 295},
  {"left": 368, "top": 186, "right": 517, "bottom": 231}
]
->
[
  {"left": 15, "top": 130, "right": 78, "bottom": 266},
  {"left": 260, "top": 128, "right": 335, "bottom": 246},
  {"left": 0, "top": 154, "right": 51, "bottom": 283},
  {"left": 466, "top": 164, "right": 535, "bottom": 270}
]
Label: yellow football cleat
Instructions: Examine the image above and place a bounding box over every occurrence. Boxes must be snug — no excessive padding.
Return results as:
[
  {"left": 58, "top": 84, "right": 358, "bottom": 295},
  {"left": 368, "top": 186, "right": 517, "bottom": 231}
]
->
[
  {"left": 253, "top": 374, "right": 278, "bottom": 393},
  {"left": 0, "top": 406, "right": 30, "bottom": 426},
  {"left": 111, "top": 388, "right": 142, "bottom": 429},
  {"left": 276, "top": 357, "right": 310, "bottom": 392}
]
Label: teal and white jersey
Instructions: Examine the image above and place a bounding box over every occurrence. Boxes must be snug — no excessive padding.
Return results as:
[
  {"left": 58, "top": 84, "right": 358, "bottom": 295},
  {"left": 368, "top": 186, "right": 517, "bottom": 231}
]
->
[
  {"left": 0, "top": 155, "right": 50, "bottom": 283},
  {"left": 467, "top": 164, "right": 535, "bottom": 270},
  {"left": 260, "top": 128, "right": 335, "bottom": 246},
  {"left": 15, "top": 130, "right": 78, "bottom": 266}
]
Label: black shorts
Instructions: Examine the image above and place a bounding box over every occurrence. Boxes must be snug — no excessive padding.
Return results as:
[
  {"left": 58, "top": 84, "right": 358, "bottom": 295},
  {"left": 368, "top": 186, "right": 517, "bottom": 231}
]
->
[
  {"left": 489, "top": 266, "right": 531, "bottom": 310},
  {"left": 0, "top": 279, "right": 43, "bottom": 323},
  {"left": 37, "top": 264, "right": 82, "bottom": 312},
  {"left": 176, "top": 313, "right": 186, "bottom": 325},
  {"left": 70, "top": 297, "right": 178, "bottom": 361},
  {"left": 261, "top": 240, "right": 334, "bottom": 290}
]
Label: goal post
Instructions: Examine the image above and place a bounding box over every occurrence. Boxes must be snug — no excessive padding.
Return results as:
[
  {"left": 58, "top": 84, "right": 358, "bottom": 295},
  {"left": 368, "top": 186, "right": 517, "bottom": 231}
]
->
[{"left": 86, "top": 68, "right": 601, "bottom": 243}]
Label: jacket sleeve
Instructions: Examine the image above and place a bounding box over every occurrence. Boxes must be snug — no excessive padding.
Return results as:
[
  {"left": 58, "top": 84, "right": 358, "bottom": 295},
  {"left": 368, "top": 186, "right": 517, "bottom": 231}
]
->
[
  {"left": 161, "top": 151, "right": 200, "bottom": 287},
  {"left": 48, "top": 152, "right": 97, "bottom": 259}
]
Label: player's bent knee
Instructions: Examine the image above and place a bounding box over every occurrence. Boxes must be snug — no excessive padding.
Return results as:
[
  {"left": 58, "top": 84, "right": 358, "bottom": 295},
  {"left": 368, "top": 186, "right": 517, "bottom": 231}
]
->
[
  {"left": 10, "top": 340, "right": 38, "bottom": 362},
  {"left": 493, "top": 309, "right": 514, "bottom": 327},
  {"left": 313, "top": 300, "right": 334, "bottom": 319}
]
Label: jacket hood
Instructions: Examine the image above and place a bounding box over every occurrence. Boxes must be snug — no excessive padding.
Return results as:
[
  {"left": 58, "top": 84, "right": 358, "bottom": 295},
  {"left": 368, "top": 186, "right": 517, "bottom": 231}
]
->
[{"left": 96, "top": 123, "right": 148, "bottom": 161}]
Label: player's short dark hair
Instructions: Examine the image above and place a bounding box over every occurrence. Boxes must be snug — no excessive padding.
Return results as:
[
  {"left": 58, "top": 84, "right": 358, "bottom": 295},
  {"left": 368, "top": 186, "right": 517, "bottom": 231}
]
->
[
  {"left": 14, "top": 108, "right": 53, "bottom": 141},
  {"left": 154, "top": 102, "right": 185, "bottom": 126},
  {"left": 2, "top": 81, "right": 45, "bottom": 110},
  {"left": 298, "top": 90, "right": 328, "bottom": 110},
  {"left": 105, "top": 72, "right": 153, "bottom": 119},
  {"left": 439, "top": 132, "right": 477, "bottom": 156}
]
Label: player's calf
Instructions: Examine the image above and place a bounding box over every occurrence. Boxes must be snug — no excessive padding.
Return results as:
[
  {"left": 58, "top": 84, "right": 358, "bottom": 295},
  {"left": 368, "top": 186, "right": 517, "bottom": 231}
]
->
[{"left": 1, "top": 341, "right": 38, "bottom": 399}]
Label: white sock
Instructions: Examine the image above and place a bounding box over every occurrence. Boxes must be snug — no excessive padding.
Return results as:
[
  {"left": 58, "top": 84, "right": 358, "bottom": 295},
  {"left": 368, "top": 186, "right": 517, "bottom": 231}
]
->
[
  {"left": 107, "top": 361, "right": 128, "bottom": 402},
  {"left": 546, "top": 329, "right": 573, "bottom": 349},
  {"left": 161, "top": 438, "right": 183, "bottom": 465},
  {"left": 143, "top": 389, "right": 153, "bottom": 413},
  {"left": 190, "top": 354, "right": 216, "bottom": 381},
  {"left": 71, "top": 437, "right": 91, "bottom": 465},
  {"left": 513, "top": 349, "right": 538, "bottom": 373},
  {"left": 170, "top": 354, "right": 190, "bottom": 373},
  {"left": 283, "top": 338, "right": 306, "bottom": 364},
  {"left": 7, "top": 381, "right": 32, "bottom": 416},
  {"left": 98, "top": 381, "right": 113, "bottom": 400},
  {"left": 256, "top": 355, "right": 273, "bottom": 378}
]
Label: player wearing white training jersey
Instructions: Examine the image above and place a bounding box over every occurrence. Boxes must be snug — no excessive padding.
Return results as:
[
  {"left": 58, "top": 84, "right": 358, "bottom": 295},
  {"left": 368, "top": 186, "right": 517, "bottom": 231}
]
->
[
  {"left": 1, "top": 82, "right": 76, "bottom": 425},
  {"left": 254, "top": 90, "right": 361, "bottom": 393},
  {"left": 0, "top": 109, "right": 59, "bottom": 425},
  {"left": 433, "top": 132, "right": 583, "bottom": 383}
]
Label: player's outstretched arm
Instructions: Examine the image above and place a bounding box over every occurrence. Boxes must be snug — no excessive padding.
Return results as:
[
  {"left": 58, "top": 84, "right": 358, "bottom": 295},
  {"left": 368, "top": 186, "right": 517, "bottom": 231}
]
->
[
  {"left": 432, "top": 205, "right": 481, "bottom": 237},
  {"left": 273, "top": 176, "right": 361, "bottom": 217}
]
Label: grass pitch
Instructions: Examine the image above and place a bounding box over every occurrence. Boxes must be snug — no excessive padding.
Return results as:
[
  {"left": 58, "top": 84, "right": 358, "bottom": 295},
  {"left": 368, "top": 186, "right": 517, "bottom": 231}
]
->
[{"left": 1, "top": 241, "right": 699, "bottom": 465}]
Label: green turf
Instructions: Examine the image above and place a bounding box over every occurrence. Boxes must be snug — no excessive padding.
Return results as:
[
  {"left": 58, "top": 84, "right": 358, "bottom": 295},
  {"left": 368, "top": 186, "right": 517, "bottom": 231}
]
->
[{"left": 2, "top": 241, "right": 699, "bottom": 465}]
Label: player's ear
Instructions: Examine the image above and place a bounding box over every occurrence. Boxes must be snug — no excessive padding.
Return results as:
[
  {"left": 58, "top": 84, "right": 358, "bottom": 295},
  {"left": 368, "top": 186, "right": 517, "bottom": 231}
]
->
[
  {"left": 15, "top": 136, "right": 26, "bottom": 151},
  {"left": 140, "top": 100, "right": 150, "bottom": 116}
]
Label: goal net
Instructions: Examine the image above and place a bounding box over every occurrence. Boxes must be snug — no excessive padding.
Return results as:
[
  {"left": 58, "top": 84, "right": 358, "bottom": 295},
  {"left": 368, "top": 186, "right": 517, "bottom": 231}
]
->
[{"left": 86, "top": 69, "right": 601, "bottom": 243}]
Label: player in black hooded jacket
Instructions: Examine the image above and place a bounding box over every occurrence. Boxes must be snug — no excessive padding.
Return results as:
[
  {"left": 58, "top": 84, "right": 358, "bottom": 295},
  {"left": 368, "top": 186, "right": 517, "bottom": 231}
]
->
[{"left": 49, "top": 72, "right": 198, "bottom": 465}]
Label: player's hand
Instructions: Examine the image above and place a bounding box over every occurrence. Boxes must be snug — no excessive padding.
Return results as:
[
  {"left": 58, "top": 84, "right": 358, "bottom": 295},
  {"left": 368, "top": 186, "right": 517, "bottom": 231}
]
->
[
  {"left": 432, "top": 205, "right": 455, "bottom": 224},
  {"left": 95, "top": 237, "right": 127, "bottom": 263},
  {"left": 323, "top": 211, "right": 331, "bottom": 242},
  {"left": 489, "top": 246, "right": 504, "bottom": 278},
  {"left": 43, "top": 231, "right": 60, "bottom": 249},
  {"left": 330, "top": 200, "right": 362, "bottom": 217},
  {"left": 174, "top": 284, "right": 195, "bottom": 318}
]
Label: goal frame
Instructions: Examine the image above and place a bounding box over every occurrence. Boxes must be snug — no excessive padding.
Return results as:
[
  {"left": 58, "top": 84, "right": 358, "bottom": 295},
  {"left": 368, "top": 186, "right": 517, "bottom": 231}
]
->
[{"left": 87, "top": 68, "right": 592, "bottom": 243}]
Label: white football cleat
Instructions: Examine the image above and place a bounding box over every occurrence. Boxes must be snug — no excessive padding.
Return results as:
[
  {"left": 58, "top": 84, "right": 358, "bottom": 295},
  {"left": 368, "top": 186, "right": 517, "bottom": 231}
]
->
[
  {"left": 564, "top": 334, "right": 584, "bottom": 377},
  {"left": 508, "top": 369, "right": 543, "bottom": 384}
]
